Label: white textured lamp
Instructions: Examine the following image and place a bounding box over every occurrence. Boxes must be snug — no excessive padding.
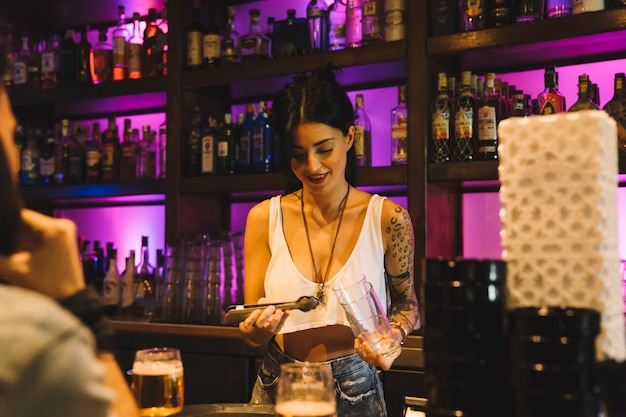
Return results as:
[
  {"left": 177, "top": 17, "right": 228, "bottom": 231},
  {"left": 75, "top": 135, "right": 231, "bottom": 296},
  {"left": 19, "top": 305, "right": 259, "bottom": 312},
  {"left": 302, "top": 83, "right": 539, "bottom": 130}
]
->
[{"left": 498, "top": 110, "right": 625, "bottom": 361}]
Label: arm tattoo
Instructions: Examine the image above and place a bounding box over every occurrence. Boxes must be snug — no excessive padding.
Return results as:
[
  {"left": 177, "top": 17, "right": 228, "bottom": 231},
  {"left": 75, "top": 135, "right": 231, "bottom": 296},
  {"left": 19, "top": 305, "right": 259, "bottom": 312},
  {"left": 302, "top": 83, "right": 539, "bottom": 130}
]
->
[{"left": 385, "top": 207, "right": 421, "bottom": 333}]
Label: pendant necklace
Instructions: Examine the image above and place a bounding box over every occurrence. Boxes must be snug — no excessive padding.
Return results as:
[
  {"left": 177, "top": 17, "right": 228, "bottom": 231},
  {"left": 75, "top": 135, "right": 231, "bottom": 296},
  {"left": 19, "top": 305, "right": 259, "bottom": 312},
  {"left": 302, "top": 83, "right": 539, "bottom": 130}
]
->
[{"left": 301, "top": 184, "right": 350, "bottom": 304}]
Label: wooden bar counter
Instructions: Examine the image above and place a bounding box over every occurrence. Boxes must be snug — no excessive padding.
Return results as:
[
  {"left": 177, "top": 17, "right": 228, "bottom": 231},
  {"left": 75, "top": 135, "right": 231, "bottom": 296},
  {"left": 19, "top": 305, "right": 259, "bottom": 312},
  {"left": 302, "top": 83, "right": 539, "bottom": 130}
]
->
[{"left": 110, "top": 321, "right": 425, "bottom": 416}]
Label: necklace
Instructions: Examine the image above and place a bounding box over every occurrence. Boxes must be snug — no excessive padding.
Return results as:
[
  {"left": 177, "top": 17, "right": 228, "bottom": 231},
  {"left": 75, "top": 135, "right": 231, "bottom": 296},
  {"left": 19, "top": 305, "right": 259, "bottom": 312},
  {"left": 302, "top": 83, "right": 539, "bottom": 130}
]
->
[{"left": 301, "top": 184, "right": 350, "bottom": 304}]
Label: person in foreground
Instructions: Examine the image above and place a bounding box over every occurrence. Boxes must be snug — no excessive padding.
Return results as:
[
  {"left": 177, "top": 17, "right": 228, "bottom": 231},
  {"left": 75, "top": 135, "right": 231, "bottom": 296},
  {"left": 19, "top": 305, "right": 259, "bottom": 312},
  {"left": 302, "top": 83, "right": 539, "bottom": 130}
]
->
[
  {"left": 0, "top": 45, "right": 139, "bottom": 417},
  {"left": 240, "top": 64, "right": 421, "bottom": 416}
]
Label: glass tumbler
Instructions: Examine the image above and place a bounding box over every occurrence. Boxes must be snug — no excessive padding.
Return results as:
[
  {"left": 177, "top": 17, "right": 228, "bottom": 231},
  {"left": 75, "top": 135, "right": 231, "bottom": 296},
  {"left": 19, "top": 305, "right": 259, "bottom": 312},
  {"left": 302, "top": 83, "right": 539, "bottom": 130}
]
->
[{"left": 275, "top": 362, "right": 336, "bottom": 417}]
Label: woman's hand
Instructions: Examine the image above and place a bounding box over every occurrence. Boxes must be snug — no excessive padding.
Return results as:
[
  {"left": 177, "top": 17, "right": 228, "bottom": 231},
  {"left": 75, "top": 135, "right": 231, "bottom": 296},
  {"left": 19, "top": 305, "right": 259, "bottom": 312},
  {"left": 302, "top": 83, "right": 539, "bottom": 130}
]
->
[
  {"left": 0, "top": 209, "right": 85, "bottom": 300},
  {"left": 239, "top": 297, "right": 289, "bottom": 348},
  {"left": 354, "top": 327, "right": 403, "bottom": 371}
]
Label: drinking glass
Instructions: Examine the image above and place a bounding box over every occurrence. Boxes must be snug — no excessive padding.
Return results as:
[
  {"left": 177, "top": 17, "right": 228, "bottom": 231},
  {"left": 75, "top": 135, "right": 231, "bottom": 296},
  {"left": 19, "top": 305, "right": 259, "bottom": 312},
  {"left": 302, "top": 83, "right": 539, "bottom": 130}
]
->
[
  {"left": 275, "top": 362, "right": 336, "bottom": 417},
  {"left": 131, "top": 347, "right": 184, "bottom": 416}
]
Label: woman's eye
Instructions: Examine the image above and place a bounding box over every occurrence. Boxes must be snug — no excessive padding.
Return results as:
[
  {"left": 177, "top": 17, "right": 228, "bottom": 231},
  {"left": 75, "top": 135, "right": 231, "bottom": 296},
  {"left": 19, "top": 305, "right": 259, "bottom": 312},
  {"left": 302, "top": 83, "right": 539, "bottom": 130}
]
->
[
  {"left": 292, "top": 153, "right": 305, "bottom": 160},
  {"left": 318, "top": 148, "right": 332, "bottom": 154}
]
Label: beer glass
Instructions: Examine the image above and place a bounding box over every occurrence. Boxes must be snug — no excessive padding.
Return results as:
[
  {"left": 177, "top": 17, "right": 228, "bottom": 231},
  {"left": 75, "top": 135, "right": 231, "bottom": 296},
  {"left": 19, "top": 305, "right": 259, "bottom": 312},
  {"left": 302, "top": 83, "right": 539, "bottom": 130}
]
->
[
  {"left": 131, "top": 347, "right": 184, "bottom": 416},
  {"left": 275, "top": 362, "right": 336, "bottom": 417}
]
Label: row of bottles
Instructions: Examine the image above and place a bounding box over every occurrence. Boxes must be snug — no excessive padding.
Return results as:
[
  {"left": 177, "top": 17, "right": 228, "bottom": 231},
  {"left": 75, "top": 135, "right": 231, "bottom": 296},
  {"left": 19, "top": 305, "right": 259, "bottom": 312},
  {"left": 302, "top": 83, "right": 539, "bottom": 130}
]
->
[
  {"left": 430, "top": 66, "right": 626, "bottom": 163},
  {"left": 185, "top": 0, "right": 406, "bottom": 69},
  {"left": 431, "top": 0, "right": 620, "bottom": 35},
  {"left": 18, "top": 117, "right": 166, "bottom": 186},
  {"left": 86, "top": 232, "right": 244, "bottom": 325},
  {"left": 1, "top": 3, "right": 167, "bottom": 91}
]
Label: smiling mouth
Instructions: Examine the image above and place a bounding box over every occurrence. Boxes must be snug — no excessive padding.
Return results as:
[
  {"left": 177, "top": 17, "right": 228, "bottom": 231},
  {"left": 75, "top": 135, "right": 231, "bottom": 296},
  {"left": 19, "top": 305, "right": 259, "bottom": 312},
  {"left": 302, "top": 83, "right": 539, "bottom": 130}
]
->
[{"left": 307, "top": 173, "right": 327, "bottom": 183}]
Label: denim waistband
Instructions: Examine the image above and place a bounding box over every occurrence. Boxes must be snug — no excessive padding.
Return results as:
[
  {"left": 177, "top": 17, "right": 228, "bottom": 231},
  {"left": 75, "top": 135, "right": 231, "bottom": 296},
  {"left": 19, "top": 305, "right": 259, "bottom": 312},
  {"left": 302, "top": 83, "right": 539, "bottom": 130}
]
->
[{"left": 266, "top": 337, "right": 367, "bottom": 379}]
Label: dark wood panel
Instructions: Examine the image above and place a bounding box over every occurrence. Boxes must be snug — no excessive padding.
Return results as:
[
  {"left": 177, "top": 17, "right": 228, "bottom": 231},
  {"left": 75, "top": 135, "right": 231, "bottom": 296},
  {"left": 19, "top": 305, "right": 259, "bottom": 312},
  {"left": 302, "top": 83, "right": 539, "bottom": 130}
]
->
[
  {"left": 428, "top": 161, "right": 499, "bottom": 182},
  {"left": 427, "top": 9, "right": 626, "bottom": 72}
]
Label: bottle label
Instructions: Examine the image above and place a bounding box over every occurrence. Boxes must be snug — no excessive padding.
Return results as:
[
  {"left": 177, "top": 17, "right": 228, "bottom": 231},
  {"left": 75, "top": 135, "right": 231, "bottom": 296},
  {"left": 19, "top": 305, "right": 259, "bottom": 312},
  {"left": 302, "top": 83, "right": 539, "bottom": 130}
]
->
[
  {"left": 363, "top": 1, "right": 378, "bottom": 15},
  {"left": 218, "top": 141, "right": 228, "bottom": 157},
  {"left": 41, "top": 51, "right": 56, "bottom": 73},
  {"left": 187, "top": 32, "right": 203, "bottom": 65},
  {"left": 477, "top": 105, "right": 497, "bottom": 140},
  {"left": 203, "top": 34, "right": 221, "bottom": 59},
  {"left": 202, "top": 135, "right": 215, "bottom": 173},
  {"left": 354, "top": 125, "right": 365, "bottom": 159},
  {"left": 128, "top": 44, "right": 143, "bottom": 73},
  {"left": 40, "top": 157, "right": 55, "bottom": 176},
  {"left": 455, "top": 108, "right": 473, "bottom": 139},
  {"left": 432, "top": 113, "right": 450, "bottom": 140},
  {"left": 101, "top": 144, "right": 115, "bottom": 168},
  {"left": 463, "top": 0, "right": 484, "bottom": 16},
  {"left": 86, "top": 150, "right": 100, "bottom": 167},
  {"left": 13, "top": 62, "right": 26, "bottom": 84},
  {"left": 540, "top": 99, "right": 558, "bottom": 115},
  {"left": 392, "top": 121, "right": 407, "bottom": 140},
  {"left": 21, "top": 152, "right": 36, "bottom": 174},
  {"left": 112, "top": 37, "right": 126, "bottom": 65},
  {"left": 103, "top": 274, "right": 121, "bottom": 306}
]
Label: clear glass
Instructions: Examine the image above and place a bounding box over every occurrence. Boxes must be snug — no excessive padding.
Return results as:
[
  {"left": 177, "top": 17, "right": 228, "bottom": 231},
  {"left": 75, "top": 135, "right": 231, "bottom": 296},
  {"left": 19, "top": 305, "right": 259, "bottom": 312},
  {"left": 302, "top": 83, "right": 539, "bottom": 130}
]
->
[
  {"left": 328, "top": 0, "right": 347, "bottom": 50},
  {"left": 90, "top": 29, "right": 112, "bottom": 84},
  {"left": 131, "top": 347, "right": 184, "bottom": 417},
  {"left": 128, "top": 12, "right": 144, "bottom": 79},
  {"left": 112, "top": 5, "right": 129, "bottom": 81},
  {"left": 221, "top": 6, "right": 241, "bottom": 63},
  {"left": 275, "top": 362, "right": 336, "bottom": 417},
  {"left": 346, "top": 0, "right": 363, "bottom": 48},
  {"left": 307, "top": 0, "right": 329, "bottom": 52},
  {"left": 239, "top": 9, "right": 271, "bottom": 62}
]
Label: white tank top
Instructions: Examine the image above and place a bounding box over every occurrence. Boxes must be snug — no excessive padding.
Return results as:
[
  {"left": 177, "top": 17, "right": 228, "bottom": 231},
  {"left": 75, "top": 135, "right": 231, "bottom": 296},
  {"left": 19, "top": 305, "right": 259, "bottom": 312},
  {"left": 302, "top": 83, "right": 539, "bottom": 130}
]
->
[{"left": 264, "top": 193, "right": 388, "bottom": 334}]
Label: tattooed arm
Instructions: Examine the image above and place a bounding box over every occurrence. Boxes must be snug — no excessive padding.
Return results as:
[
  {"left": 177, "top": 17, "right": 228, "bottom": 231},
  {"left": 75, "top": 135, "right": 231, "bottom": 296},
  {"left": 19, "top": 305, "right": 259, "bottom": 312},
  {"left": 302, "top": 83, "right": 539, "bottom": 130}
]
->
[{"left": 381, "top": 200, "right": 421, "bottom": 340}]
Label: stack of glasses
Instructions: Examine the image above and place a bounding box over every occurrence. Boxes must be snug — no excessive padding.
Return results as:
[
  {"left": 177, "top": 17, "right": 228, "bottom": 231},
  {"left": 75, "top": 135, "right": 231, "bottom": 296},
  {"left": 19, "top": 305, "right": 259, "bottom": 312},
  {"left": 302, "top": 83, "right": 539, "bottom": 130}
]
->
[
  {"left": 424, "top": 258, "right": 514, "bottom": 417},
  {"left": 508, "top": 306, "right": 601, "bottom": 417}
]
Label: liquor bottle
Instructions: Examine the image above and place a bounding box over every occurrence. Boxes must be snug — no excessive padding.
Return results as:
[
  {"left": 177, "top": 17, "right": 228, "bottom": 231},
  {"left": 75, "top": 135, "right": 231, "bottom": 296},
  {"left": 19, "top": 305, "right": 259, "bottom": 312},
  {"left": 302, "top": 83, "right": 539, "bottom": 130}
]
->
[
  {"left": 187, "top": 106, "right": 202, "bottom": 177},
  {"left": 354, "top": 93, "right": 372, "bottom": 167},
  {"left": 273, "top": 9, "right": 310, "bottom": 57},
  {"left": 459, "top": 0, "right": 486, "bottom": 31},
  {"left": 13, "top": 36, "right": 30, "bottom": 92},
  {"left": 240, "top": 9, "right": 271, "bottom": 62},
  {"left": 20, "top": 127, "right": 40, "bottom": 185},
  {"left": 26, "top": 37, "right": 41, "bottom": 91},
  {"left": 509, "top": 90, "right": 532, "bottom": 117},
  {"left": 391, "top": 84, "right": 408, "bottom": 165},
  {"left": 362, "top": 0, "right": 383, "bottom": 45},
  {"left": 264, "top": 17, "right": 275, "bottom": 56},
  {"left": 58, "top": 29, "right": 76, "bottom": 87},
  {"left": 119, "top": 119, "right": 137, "bottom": 181},
  {"left": 568, "top": 74, "right": 599, "bottom": 112},
  {"left": 112, "top": 6, "right": 129, "bottom": 81},
  {"left": 101, "top": 116, "right": 120, "bottom": 182},
  {"left": 221, "top": 6, "right": 241, "bottom": 64},
  {"left": 154, "top": 248, "right": 165, "bottom": 321},
  {"left": 547, "top": 0, "right": 573, "bottom": 16},
  {"left": 236, "top": 112, "right": 251, "bottom": 174},
  {"left": 603, "top": 73, "right": 626, "bottom": 152},
  {"left": 102, "top": 248, "right": 121, "bottom": 317},
  {"left": 307, "top": 0, "right": 330, "bottom": 52},
  {"left": 135, "top": 236, "right": 156, "bottom": 319},
  {"left": 203, "top": 4, "right": 222, "bottom": 67},
  {"left": 40, "top": 33, "right": 59, "bottom": 90},
  {"left": 54, "top": 119, "right": 71, "bottom": 185},
  {"left": 39, "top": 128, "right": 57, "bottom": 185},
  {"left": 477, "top": 72, "right": 501, "bottom": 160},
  {"left": 93, "top": 243, "right": 106, "bottom": 295},
  {"left": 81, "top": 240, "right": 97, "bottom": 292},
  {"left": 201, "top": 114, "right": 218, "bottom": 175},
  {"left": 454, "top": 70, "right": 477, "bottom": 161},
  {"left": 75, "top": 26, "right": 92, "bottom": 85},
  {"left": 90, "top": 28, "right": 113, "bottom": 84},
  {"left": 537, "top": 66, "right": 566, "bottom": 115},
  {"left": 384, "top": 0, "right": 406, "bottom": 42},
  {"left": 186, "top": 6, "right": 204, "bottom": 68},
  {"left": 67, "top": 123, "right": 84, "bottom": 184},
  {"left": 488, "top": 0, "right": 513, "bottom": 26},
  {"left": 120, "top": 250, "right": 137, "bottom": 316},
  {"left": 218, "top": 113, "right": 236, "bottom": 175},
  {"left": 137, "top": 126, "right": 157, "bottom": 179},
  {"left": 145, "top": 8, "right": 166, "bottom": 76},
  {"left": 156, "top": 4, "right": 168, "bottom": 76},
  {"left": 590, "top": 83, "right": 600, "bottom": 107},
  {"left": 85, "top": 122, "right": 102, "bottom": 183},
  {"left": 430, "top": 0, "right": 457, "bottom": 35},
  {"left": 328, "top": 0, "right": 347, "bottom": 50},
  {"left": 128, "top": 12, "right": 143, "bottom": 79},
  {"left": 573, "top": 0, "right": 604, "bottom": 13},
  {"left": 431, "top": 73, "right": 454, "bottom": 163},
  {"left": 2, "top": 24, "right": 16, "bottom": 90},
  {"left": 158, "top": 119, "right": 167, "bottom": 178},
  {"left": 346, "top": 0, "right": 363, "bottom": 48},
  {"left": 254, "top": 101, "right": 272, "bottom": 173}
]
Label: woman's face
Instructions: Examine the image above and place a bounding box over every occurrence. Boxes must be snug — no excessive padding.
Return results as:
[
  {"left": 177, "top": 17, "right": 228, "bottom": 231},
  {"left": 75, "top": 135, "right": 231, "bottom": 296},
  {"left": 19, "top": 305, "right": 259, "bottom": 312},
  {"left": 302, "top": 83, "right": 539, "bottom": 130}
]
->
[
  {"left": 290, "top": 122, "right": 353, "bottom": 194},
  {"left": 0, "top": 85, "right": 18, "bottom": 183}
]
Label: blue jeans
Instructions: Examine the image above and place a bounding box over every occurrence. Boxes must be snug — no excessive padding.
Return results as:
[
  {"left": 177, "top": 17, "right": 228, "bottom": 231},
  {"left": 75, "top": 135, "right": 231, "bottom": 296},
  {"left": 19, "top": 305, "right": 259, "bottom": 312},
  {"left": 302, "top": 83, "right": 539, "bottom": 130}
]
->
[{"left": 250, "top": 339, "right": 388, "bottom": 417}]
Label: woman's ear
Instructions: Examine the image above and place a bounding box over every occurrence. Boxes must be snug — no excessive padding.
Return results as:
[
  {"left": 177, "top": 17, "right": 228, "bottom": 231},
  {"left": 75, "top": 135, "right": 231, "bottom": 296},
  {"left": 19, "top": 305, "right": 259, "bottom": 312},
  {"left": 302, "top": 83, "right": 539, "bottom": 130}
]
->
[{"left": 346, "top": 125, "right": 355, "bottom": 150}]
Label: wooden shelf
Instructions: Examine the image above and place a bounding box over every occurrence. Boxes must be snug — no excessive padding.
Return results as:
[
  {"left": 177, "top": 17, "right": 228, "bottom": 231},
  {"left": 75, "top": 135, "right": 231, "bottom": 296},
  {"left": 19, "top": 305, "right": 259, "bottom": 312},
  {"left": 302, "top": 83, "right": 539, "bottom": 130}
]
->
[
  {"left": 427, "top": 9, "right": 626, "bottom": 72},
  {"left": 178, "top": 166, "right": 407, "bottom": 195},
  {"left": 428, "top": 161, "right": 499, "bottom": 182},
  {"left": 19, "top": 179, "right": 166, "bottom": 201},
  {"left": 182, "top": 41, "right": 408, "bottom": 90}
]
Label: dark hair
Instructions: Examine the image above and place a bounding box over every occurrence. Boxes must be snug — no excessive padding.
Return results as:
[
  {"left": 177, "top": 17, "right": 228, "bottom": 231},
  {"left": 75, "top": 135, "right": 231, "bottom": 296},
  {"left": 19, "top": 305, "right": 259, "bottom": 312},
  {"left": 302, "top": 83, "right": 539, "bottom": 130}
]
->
[
  {"left": 0, "top": 41, "right": 23, "bottom": 255},
  {"left": 273, "top": 64, "right": 356, "bottom": 192}
]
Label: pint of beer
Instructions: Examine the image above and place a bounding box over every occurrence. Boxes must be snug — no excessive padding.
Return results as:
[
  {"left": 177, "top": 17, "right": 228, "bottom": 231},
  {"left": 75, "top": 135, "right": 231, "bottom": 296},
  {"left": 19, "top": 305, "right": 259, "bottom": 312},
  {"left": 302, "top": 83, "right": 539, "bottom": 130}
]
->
[
  {"left": 131, "top": 347, "right": 184, "bottom": 416},
  {"left": 275, "top": 363, "right": 336, "bottom": 417}
]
